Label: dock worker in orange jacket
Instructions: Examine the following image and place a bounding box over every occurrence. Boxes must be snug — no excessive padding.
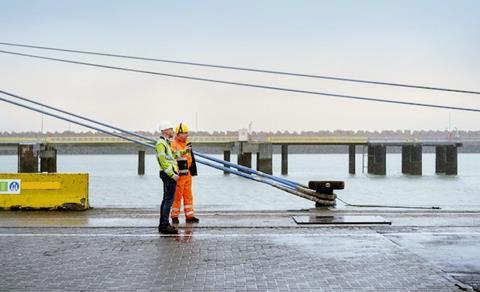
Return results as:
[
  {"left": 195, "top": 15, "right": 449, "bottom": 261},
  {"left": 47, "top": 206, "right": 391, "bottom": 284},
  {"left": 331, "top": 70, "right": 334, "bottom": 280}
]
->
[{"left": 171, "top": 122, "right": 200, "bottom": 224}]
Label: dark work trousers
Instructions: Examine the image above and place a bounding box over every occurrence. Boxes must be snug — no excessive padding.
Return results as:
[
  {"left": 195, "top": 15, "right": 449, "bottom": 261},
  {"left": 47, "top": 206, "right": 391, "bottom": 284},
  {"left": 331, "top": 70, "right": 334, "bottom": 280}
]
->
[{"left": 159, "top": 171, "right": 177, "bottom": 226}]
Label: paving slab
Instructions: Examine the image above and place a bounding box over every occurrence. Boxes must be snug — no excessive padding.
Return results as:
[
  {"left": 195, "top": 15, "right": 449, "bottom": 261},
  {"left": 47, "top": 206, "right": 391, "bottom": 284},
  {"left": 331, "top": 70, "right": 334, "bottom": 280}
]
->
[
  {"left": 1, "top": 208, "right": 480, "bottom": 228},
  {"left": 0, "top": 208, "right": 479, "bottom": 291},
  {"left": 0, "top": 227, "right": 468, "bottom": 291}
]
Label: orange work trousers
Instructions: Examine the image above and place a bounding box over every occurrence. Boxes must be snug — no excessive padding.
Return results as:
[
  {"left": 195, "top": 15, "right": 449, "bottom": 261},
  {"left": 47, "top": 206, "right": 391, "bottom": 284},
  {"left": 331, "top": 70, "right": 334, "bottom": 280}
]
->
[{"left": 171, "top": 175, "right": 195, "bottom": 219}]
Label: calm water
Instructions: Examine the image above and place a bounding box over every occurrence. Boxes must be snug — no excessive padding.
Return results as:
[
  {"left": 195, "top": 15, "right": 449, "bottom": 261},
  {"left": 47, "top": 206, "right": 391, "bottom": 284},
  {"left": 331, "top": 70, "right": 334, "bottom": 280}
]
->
[{"left": 1, "top": 154, "right": 479, "bottom": 210}]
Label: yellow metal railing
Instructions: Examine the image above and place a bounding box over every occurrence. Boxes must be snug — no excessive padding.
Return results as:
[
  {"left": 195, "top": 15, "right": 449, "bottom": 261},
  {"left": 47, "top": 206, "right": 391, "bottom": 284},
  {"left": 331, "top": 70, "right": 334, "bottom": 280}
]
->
[
  {"left": 266, "top": 136, "right": 369, "bottom": 144},
  {"left": 0, "top": 136, "right": 238, "bottom": 144}
]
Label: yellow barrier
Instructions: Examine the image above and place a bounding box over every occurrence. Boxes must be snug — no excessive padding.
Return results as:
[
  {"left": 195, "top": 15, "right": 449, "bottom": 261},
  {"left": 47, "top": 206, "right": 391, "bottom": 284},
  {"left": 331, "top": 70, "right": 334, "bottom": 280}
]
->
[{"left": 0, "top": 173, "right": 89, "bottom": 210}]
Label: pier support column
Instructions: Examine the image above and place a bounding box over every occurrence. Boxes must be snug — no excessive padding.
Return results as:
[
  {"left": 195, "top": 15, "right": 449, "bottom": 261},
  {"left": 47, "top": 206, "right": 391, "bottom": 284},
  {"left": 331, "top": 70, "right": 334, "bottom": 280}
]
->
[
  {"left": 402, "top": 144, "right": 422, "bottom": 175},
  {"left": 257, "top": 143, "right": 273, "bottom": 175},
  {"left": 368, "top": 144, "right": 386, "bottom": 175},
  {"left": 409, "top": 144, "right": 422, "bottom": 175},
  {"left": 435, "top": 146, "right": 447, "bottom": 174},
  {"left": 237, "top": 153, "right": 251, "bottom": 168},
  {"left": 223, "top": 150, "right": 231, "bottom": 175},
  {"left": 374, "top": 144, "right": 386, "bottom": 175},
  {"left": 39, "top": 144, "right": 57, "bottom": 173},
  {"left": 367, "top": 145, "right": 374, "bottom": 174},
  {"left": 445, "top": 145, "right": 458, "bottom": 175},
  {"left": 237, "top": 142, "right": 252, "bottom": 168},
  {"left": 348, "top": 145, "right": 355, "bottom": 174},
  {"left": 402, "top": 145, "right": 411, "bottom": 174},
  {"left": 281, "top": 145, "right": 288, "bottom": 175},
  {"left": 138, "top": 150, "right": 145, "bottom": 175},
  {"left": 402, "top": 145, "right": 422, "bottom": 175},
  {"left": 18, "top": 144, "right": 38, "bottom": 173}
]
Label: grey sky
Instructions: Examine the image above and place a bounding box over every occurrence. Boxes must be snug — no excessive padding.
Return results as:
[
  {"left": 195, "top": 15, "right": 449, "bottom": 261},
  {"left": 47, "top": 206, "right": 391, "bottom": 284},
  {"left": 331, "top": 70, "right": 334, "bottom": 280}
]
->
[{"left": 1, "top": 0, "right": 479, "bottom": 133}]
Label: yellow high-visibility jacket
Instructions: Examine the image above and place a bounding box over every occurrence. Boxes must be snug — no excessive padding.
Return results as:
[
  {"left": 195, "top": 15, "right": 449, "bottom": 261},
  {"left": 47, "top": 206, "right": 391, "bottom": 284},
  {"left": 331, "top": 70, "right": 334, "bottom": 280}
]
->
[{"left": 155, "top": 136, "right": 188, "bottom": 178}]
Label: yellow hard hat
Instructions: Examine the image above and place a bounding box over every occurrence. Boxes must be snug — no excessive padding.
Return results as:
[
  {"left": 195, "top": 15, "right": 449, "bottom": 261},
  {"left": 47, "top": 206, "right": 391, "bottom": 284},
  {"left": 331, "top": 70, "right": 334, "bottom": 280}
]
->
[{"left": 176, "top": 123, "right": 189, "bottom": 134}]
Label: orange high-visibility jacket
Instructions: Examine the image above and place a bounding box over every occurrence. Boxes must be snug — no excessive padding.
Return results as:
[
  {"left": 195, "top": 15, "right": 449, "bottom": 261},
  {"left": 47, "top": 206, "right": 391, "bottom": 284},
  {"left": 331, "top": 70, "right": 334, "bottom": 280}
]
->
[
  {"left": 171, "top": 139, "right": 192, "bottom": 172},
  {"left": 171, "top": 138, "right": 195, "bottom": 219}
]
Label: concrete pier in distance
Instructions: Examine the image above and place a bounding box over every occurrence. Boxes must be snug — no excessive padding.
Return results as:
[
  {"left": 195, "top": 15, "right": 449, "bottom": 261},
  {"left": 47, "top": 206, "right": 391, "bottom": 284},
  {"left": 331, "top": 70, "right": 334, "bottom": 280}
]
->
[
  {"left": 17, "top": 144, "right": 38, "bottom": 173},
  {"left": 367, "top": 144, "right": 386, "bottom": 175},
  {"left": 138, "top": 150, "right": 145, "bottom": 175},
  {"left": 223, "top": 150, "right": 231, "bottom": 175},
  {"left": 349, "top": 145, "right": 355, "bottom": 174},
  {"left": 257, "top": 143, "right": 272, "bottom": 174},
  {"left": 281, "top": 145, "right": 288, "bottom": 175},
  {"left": 39, "top": 144, "right": 57, "bottom": 173},
  {"left": 402, "top": 144, "right": 422, "bottom": 175}
]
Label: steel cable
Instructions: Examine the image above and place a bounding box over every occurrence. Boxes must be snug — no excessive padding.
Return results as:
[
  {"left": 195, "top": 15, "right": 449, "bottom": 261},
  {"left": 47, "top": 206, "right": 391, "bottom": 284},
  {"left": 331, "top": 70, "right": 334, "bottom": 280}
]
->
[
  {"left": 1, "top": 41, "right": 478, "bottom": 95},
  {"left": 1, "top": 49, "right": 480, "bottom": 113}
]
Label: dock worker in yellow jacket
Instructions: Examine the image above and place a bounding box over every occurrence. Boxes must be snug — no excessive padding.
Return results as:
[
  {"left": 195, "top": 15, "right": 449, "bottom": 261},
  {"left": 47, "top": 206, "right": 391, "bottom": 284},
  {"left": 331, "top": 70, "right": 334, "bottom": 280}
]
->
[
  {"left": 156, "top": 121, "right": 190, "bottom": 234},
  {"left": 171, "top": 122, "right": 200, "bottom": 224}
]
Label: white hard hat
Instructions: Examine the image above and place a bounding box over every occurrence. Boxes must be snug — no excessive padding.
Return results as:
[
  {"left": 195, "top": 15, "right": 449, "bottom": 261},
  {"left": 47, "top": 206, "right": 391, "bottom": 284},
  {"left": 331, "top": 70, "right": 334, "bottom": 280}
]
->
[{"left": 159, "top": 121, "right": 173, "bottom": 131}]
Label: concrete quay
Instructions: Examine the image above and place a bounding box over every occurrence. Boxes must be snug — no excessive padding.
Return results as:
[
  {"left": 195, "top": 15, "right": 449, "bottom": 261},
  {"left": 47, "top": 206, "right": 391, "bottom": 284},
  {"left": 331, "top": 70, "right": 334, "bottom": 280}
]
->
[{"left": 1, "top": 208, "right": 479, "bottom": 291}]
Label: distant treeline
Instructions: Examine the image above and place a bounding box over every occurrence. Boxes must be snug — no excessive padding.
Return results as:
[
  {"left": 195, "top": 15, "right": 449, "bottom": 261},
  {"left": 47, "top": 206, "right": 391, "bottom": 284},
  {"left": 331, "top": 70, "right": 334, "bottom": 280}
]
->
[{"left": 1, "top": 129, "right": 479, "bottom": 138}]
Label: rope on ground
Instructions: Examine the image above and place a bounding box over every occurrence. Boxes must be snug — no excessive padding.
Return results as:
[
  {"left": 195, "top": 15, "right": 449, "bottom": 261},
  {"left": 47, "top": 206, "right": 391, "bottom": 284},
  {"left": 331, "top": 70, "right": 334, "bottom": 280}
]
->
[{"left": 336, "top": 196, "right": 441, "bottom": 210}]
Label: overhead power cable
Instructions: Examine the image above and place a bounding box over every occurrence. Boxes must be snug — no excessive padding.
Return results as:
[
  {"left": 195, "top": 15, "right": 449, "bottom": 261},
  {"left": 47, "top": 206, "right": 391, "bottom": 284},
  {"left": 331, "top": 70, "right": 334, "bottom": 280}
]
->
[
  {"left": 1, "top": 49, "right": 480, "bottom": 113},
  {"left": 0, "top": 41, "right": 478, "bottom": 95}
]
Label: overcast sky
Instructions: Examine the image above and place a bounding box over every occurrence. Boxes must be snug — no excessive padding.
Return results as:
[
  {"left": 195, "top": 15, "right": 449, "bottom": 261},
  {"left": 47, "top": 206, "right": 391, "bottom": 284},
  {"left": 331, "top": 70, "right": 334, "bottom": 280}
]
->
[{"left": 1, "top": 0, "right": 479, "bottom": 133}]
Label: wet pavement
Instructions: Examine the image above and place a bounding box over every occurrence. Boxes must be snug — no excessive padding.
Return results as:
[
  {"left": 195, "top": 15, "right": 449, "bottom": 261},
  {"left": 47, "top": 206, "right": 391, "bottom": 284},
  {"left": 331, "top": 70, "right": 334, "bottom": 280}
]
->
[{"left": 1, "top": 208, "right": 479, "bottom": 291}]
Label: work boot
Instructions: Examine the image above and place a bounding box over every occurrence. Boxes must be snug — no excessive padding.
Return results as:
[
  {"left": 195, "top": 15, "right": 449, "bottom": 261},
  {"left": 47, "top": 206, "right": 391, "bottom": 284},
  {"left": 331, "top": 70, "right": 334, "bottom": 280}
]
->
[
  {"left": 158, "top": 224, "right": 178, "bottom": 234},
  {"left": 186, "top": 217, "right": 200, "bottom": 223},
  {"left": 171, "top": 217, "right": 179, "bottom": 224}
]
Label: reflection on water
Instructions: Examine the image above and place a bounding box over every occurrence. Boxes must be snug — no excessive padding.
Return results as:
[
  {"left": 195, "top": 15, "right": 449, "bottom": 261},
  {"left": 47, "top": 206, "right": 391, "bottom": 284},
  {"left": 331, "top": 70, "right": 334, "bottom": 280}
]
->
[{"left": 1, "top": 153, "right": 479, "bottom": 210}]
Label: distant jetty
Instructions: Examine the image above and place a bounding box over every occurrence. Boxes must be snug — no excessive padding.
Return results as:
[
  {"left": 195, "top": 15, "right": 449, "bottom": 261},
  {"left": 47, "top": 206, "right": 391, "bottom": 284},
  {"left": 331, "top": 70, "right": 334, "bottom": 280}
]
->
[{"left": 1, "top": 130, "right": 479, "bottom": 154}]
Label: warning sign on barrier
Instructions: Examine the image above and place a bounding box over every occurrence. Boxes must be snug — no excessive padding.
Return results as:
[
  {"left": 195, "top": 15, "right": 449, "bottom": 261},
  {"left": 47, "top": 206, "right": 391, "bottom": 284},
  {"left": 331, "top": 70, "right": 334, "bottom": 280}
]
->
[
  {"left": 0, "top": 173, "right": 89, "bottom": 210},
  {"left": 0, "top": 179, "right": 21, "bottom": 195}
]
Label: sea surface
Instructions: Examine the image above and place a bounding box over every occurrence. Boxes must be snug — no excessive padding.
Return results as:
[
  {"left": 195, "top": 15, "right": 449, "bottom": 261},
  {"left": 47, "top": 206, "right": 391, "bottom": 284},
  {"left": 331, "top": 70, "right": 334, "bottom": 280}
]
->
[{"left": 1, "top": 154, "right": 479, "bottom": 210}]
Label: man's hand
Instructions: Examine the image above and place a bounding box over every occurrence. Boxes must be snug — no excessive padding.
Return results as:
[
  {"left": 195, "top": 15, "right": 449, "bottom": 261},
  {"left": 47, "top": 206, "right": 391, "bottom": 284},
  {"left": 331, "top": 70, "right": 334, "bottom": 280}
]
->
[{"left": 172, "top": 174, "right": 180, "bottom": 182}]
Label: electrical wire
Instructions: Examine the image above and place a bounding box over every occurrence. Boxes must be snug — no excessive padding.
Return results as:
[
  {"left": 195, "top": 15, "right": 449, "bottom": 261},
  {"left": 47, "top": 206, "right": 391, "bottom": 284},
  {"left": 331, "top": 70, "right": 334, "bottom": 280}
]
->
[
  {"left": 1, "top": 41, "right": 478, "bottom": 95},
  {"left": 1, "top": 49, "right": 480, "bottom": 113}
]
